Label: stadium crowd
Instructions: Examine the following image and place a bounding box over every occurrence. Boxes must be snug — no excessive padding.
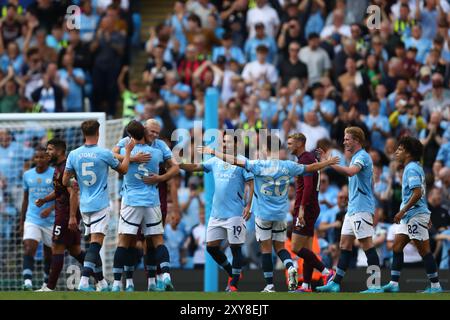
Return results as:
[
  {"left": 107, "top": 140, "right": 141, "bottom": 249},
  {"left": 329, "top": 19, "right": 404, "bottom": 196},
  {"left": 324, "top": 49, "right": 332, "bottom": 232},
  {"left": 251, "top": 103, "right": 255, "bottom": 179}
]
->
[{"left": 1, "top": 0, "right": 450, "bottom": 278}]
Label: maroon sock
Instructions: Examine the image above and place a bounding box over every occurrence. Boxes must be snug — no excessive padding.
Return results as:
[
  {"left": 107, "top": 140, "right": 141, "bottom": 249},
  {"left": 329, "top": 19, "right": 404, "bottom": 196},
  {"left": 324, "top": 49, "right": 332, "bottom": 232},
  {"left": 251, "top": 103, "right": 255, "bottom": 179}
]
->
[
  {"left": 297, "top": 248, "right": 325, "bottom": 273},
  {"left": 47, "top": 254, "right": 64, "bottom": 290},
  {"left": 156, "top": 264, "right": 161, "bottom": 276},
  {"left": 303, "top": 258, "right": 314, "bottom": 285}
]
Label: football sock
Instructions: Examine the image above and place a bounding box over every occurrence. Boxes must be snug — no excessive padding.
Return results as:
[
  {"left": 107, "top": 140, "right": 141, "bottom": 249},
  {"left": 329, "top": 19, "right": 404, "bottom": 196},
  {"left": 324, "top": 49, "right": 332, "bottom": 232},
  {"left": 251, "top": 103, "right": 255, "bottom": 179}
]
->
[
  {"left": 277, "top": 249, "right": 294, "bottom": 269},
  {"left": 391, "top": 251, "right": 403, "bottom": 282},
  {"left": 206, "top": 246, "right": 232, "bottom": 277},
  {"left": 155, "top": 245, "right": 170, "bottom": 274},
  {"left": 43, "top": 255, "right": 51, "bottom": 284},
  {"left": 23, "top": 255, "right": 34, "bottom": 284},
  {"left": 113, "top": 246, "right": 127, "bottom": 283},
  {"left": 94, "top": 255, "right": 105, "bottom": 283},
  {"left": 262, "top": 253, "right": 273, "bottom": 285},
  {"left": 297, "top": 248, "right": 326, "bottom": 272},
  {"left": 333, "top": 249, "right": 352, "bottom": 285},
  {"left": 230, "top": 246, "right": 242, "bottom": 287},
  {"left": 81, "top": 242, "right": 101, "bottom": 281},
  {"left": 146, "top": 245, "right": 157, "bottom": 283},
  {"left": 47, "top": 254, "right": 64, "bottom": 290},
  {"left": 364, "top": 247, "right": 380, "bottom": 267},
  {"left": 72, "top": 250, "right": 85, "bottom": 265},
  {"left": 423, "top": 252, "right": 440, "bottom": 286},
  {"left": 124, "top": 248, "right": 135, "bottom": 286}
]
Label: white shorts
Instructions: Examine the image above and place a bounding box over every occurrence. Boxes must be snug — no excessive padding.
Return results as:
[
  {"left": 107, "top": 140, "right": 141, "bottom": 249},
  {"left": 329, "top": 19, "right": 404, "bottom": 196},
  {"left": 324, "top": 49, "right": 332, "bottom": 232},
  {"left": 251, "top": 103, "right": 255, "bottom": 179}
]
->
[
  {"left": 23, "top": 222, "right": 53, "bottom": 247},
  {"left": 255, "top": 217, "right": 287, "bottom": 242},
  {"left": 206, "top": 216, "right": 246, "bottom": 244},
  {"left": 82, "top": 207, "right": 110, "bottom": 236},
  {"left": 396, "top": 214, "right": 430, "bottom": 241},
  {"left": 341, "top": 212, "right": 374, "bottom": 240},
  {"left": 119, "top": 205, "right": 164, "bottom": 236}
]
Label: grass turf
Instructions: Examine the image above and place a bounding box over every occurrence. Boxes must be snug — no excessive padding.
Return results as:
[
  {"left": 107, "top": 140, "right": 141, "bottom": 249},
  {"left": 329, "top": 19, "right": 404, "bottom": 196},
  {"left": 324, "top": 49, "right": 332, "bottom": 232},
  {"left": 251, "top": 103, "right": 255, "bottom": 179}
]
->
[{"left": 0, "top": 291, "right": 448, "bottom": 300}]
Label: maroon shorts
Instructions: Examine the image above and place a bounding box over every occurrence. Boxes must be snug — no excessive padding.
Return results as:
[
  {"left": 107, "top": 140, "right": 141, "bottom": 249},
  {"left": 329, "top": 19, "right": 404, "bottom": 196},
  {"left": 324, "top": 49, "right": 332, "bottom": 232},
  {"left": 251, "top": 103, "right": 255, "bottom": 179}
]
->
[
  {"left": 292, "top": 205, "right": 320, "bottom": 237},
  {"left": 52, "top": 216, "right": 81, "bottom": 247}
]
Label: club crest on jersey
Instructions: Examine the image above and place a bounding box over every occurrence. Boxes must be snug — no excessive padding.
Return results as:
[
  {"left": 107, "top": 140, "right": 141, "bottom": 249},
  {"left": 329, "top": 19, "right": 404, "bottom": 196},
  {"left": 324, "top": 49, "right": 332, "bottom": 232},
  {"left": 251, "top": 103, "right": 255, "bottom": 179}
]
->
[
  {"left": 223, "top": 163, "right": 230, "bottom": 170},
  {"left": 37, "top": 178, "right": 42, "bottom": 184}
]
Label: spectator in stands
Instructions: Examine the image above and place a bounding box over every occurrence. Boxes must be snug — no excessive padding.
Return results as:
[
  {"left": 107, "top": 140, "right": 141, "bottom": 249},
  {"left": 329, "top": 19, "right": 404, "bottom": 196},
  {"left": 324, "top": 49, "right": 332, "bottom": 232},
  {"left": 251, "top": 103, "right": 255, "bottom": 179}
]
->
[
  {"left": 421, "top": 72, "right": 450, "bottom": 120},
  {"left": 420, "top": 111, "right": 445, "bottom": 170},
  {"left": 143, "top": 44, "right": 172, "bottom": 88},
  {"left": 299, "top": 32, "right": 331, "bottom": 84},
  {"left": 244, "top": 22, "right": 277, "bottom": 64},
  {"left": 31, "top": 62, "right": 64, "bottom": 113},
  {"left": 0, "top": 66, "right": 22, "bottom": 113},
  {"left": 278, "top": 41, "right": 308, "bottom": 87},
  {"left": 27, "top": 0, "right": 64, "bottom": 34},
  {"left": 80, "top": 0, "right": 100, "bottom": 42},
  {"left": 160, "top": 70, "right": 191, "bottom": 108},
  {"left": 212, "top": 31, "right": 245, "bottom": 66},
  {"left": 58, "top": 52, "right": 85, "bottom": 112},
  {"left": 246, "top": 0, "right": 280, "bottom": 39},
  {"left": 58, "top": 29, "right": 92, "bottom": 72},
  {"left": 277, "top": 18, "right": 306, "bottom": 58},
  {"left": 320, "top": 8, "right": 351, "bottom": 39},
  {"left": 363, "top": 98, "right": 391, "bottom": 152},
  {"left": 428, "top": 187, "right": 450, "bottom": 232},
  {"left": 218, "top": 0, "right": 248, "bottom": 48},
  {"left": 164, "top": 211, "right": 187, "bottom": 269},
  {"left": 242, "top": 44, "right": 277, "bottom": 89},
  {"left": 303, "top": 82, "right": 335, "bottom": 131},
  {"left": 190, "top": 204, "right": 206, "bottom": 269},
  {"left": 186, "top": 0, "right": 216, "bottom": 30},
  {"left": 90, "top": 16, "right": 126, "bottom": 116}
]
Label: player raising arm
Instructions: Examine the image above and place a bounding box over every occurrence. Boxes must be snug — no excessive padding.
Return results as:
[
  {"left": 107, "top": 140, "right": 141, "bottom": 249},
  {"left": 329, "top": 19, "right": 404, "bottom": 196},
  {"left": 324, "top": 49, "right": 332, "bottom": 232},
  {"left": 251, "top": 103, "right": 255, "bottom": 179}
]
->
[
  {"left": 181, "top": 132, "right": 254, "bottom": 292},
  {"left": 199, "top": 135, "right": 338, "bottom": 292},
  {"left": 316, "top": 127, "right": 380, "bottom": 293}
]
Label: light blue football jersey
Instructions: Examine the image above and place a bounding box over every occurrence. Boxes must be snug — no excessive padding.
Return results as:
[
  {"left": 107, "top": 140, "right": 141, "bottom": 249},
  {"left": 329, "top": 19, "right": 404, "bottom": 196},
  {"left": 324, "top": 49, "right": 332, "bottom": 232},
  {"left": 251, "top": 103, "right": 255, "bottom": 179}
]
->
[
  {"left": 401, "top": 161, "right": 431, "bottom": 223},
  {"left": 66, "top": 144, "right": 120, "bottom": 213},
  {"left": 347, "top": 149, "right": 375, "bottom": 216},
  {"left": 116, "top": 137, "right": 172, "bottom": 161},
  {"left": 202, "top": 157, "right": 254, "bottom": 219},
  {"left": 121, "top": 144, "right": 164, "bottom": 207},
  {"left": 23, "top": 167, "right": 55, "bottom": 228},
  {"left": 244, "top": 159, "right": 305, "bottom": 221}
]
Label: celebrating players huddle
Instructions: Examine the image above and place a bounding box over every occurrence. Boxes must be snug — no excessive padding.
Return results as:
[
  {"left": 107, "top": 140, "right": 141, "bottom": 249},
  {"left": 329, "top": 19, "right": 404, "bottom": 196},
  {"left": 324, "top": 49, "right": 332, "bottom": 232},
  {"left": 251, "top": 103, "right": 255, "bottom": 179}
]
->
[{"left": 20, "top": 120, "right": 443, "bottom": 294}]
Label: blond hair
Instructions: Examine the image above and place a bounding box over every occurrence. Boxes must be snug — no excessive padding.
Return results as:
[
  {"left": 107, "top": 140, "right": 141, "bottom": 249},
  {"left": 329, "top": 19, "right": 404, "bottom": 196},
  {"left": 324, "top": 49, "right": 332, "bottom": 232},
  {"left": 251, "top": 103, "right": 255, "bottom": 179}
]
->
[{"left": 345, "top": 126, "right": 365, "bottom": 145}]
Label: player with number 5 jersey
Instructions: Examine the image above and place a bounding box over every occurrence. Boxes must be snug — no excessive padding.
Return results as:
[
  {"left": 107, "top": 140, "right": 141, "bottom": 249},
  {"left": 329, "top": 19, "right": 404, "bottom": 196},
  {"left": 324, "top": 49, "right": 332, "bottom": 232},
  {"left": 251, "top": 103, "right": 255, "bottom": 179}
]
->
[
  {"left": 198, "top": 135, "right": 339, "bottom": 293},
  {"left": 63, "top": 120, "right": 135, "bottom": 291}
]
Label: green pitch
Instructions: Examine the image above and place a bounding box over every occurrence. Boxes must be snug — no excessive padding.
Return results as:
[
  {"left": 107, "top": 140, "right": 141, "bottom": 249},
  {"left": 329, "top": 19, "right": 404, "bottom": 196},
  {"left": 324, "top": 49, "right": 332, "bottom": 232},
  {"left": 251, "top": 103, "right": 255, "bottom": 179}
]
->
[{"left": 0, "top": 292, "right": 449, "bottom": 300}]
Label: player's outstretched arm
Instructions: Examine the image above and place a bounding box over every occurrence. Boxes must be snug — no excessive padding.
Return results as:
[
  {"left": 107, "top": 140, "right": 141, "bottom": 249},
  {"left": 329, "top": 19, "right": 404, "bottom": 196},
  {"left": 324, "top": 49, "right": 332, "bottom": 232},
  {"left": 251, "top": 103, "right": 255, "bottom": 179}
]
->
[
  {"left": 143, "top": 158, "right": 180, "bottom": 185},
  {"left": 197, "top": 146, "right": 246, "bottom": 168},
  {"left": 113, "top": 145, "right": 151, "bottom": 163},
  {"left": 330, "top": 163, "right": 361, "bottom": 177},
  {"left": 243, "top": 180, "right": 254, "bottom": 221},
  {"left": 393, "top": 187, "right": 422, "bottom": 224},
  {"left": 115, "top": 138, "right": 136, "bottom": 175},
  {"left": 305, "top": 156, "right": 339, "bottom": 172},
  {"left": 179, "top": 163, "right": 204, "bottom": 172}
]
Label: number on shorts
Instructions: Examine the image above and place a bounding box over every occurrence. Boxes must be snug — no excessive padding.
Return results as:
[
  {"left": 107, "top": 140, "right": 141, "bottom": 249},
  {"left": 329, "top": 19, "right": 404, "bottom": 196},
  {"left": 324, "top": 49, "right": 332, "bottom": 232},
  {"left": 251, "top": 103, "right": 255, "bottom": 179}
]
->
[
  {"left": 260, "top": 176, "right": 290, "bottom": 196},
  {"left": 233, "top": 226, "right": 242, "bottom": 236},
  {"left": 354, "top": 220, "right": 361, "bottom": 231},
  {"left": 408, "top": 224, "right": 418, "bottom": 235},
  {"left": 134, "top": 163, "right": 149, "bottom": 180},
  {"left": 81, "top": 162, "right": 97, "bottom": 186},
  {"left": 54, "top": 225, "right": 61, "bottom": 236}
]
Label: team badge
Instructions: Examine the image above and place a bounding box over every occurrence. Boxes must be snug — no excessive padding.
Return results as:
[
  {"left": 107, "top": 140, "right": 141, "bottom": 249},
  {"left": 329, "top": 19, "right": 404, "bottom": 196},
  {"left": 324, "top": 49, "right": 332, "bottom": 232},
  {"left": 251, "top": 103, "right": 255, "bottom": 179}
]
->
[{"left": 37, "top": 178, "right": 42, "bottom": 184}]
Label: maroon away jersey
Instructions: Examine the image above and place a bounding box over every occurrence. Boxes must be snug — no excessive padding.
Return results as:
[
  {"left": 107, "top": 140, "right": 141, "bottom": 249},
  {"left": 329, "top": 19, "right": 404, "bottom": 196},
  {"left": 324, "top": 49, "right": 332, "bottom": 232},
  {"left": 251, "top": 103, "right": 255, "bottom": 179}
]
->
[
  {"left": 53, "top": 160, "right": 81, "bottom": 224},
  {"left": 294, "top": 151, "right": 320, "bottom": 211}
]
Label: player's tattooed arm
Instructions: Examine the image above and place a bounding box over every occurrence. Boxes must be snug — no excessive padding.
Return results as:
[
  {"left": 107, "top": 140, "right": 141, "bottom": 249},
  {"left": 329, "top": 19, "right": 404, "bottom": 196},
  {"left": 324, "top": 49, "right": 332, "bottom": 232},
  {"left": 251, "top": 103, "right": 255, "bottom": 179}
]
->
[
  {"left": 393, "top": 187, "right": 422, "bottom": 224},
  {"left": 305, "top": 156, "right": 339, "bottom": 172},
  {"left": 115, "top": 138, "right": 136, "bottom": 175},
  {"left": 143, "top": 158, "right": 180, "bottom": 184},
  {"left": 197, "top": 146, "right": 245, "bottom": 167},
  {"left": 243, "top": 180, "right": 254, "bottom": 221},
  {"left": 62, "top": 169, "right": 75, "bottom": 187}
]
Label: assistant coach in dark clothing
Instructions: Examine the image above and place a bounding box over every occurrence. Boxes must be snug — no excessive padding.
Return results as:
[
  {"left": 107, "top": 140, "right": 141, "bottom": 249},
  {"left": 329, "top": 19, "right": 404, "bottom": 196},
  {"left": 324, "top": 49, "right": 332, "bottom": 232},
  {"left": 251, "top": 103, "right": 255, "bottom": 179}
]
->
[
  {"left": 286, "top": 133, "right": 334, "bottom": 292},
  {"left": 90, "top": 16, "right": 126, "bottom": 117}
]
